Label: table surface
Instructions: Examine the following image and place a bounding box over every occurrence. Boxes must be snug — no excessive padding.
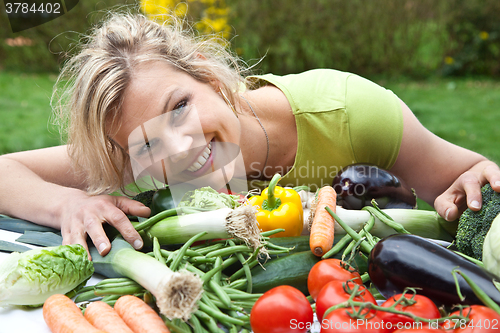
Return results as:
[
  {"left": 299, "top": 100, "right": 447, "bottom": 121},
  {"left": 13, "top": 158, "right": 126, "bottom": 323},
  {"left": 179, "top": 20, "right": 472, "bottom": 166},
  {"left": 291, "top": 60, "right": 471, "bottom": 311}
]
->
[{"left": 0, "top": 229, "right": 102, "bottom": 333}]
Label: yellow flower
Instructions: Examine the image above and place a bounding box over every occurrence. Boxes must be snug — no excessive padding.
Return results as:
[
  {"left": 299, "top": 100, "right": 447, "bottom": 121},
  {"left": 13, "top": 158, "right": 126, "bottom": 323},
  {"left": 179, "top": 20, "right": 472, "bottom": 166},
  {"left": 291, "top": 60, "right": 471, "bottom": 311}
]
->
[
  {"left": 479, "top": 31, "right": 489, "bottom": 40},
  {"left": 444, "top": 56, "right": 454, "bottom": 65}
]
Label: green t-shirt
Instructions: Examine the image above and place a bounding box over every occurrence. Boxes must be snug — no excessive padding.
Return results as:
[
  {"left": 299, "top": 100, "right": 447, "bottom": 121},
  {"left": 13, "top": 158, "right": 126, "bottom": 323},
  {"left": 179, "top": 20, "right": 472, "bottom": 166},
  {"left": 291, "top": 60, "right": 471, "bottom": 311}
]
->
[{"left": 246, "top": 69, "right": 403, "bottom": 191}]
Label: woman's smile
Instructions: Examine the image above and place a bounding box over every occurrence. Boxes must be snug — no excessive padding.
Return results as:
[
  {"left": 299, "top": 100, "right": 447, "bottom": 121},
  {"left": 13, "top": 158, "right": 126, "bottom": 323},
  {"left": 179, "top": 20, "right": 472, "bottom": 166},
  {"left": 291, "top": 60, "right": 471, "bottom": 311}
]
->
[{"left": 186, "top": 140, "right": 213, "bottom": 174}]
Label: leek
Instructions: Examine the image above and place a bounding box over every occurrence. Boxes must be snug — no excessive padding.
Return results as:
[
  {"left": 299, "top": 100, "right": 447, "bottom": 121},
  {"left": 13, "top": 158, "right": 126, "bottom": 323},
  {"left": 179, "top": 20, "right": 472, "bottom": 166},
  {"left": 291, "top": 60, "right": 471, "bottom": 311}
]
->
[
  {"left": 89, "top": 237, "right": 203, "bottom": 321},
  {"left": 312, "top": 206, "right": 456, "bottom": 241},
  {"left": 143, "top": 204, "right": 264, "bottom": 251}
]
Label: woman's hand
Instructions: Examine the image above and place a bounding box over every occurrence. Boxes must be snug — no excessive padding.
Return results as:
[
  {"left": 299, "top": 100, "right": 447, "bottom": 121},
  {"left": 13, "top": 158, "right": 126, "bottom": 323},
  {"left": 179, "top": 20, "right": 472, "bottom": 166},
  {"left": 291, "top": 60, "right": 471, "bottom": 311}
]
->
[
  {"left": 58, "top": 190, "right": 151, "bottom": 259},
  {"left": 434, "top": 160, "right": 500, "bottom": 221}
]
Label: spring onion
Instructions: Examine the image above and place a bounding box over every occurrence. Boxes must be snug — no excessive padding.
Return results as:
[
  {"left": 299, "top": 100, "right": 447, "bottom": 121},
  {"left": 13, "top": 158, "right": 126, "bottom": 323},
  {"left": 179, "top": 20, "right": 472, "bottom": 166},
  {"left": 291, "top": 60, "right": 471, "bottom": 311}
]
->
[
  {"left": 89, "top": 237, "right": 203, "bottom": 321},
  {"left": 328, "top": 206, "right": 455, "bottom": 241},
  {"left": 144, "top": 204, "right": 264, "bottom": 251}
]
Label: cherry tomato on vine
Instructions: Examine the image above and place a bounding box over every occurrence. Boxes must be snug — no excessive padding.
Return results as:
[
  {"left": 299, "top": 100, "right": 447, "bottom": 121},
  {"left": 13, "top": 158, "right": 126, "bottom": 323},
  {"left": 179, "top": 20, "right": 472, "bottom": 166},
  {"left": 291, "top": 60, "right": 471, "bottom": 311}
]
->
[
  {"left": 378, "top": 293, "right": 441, "bottom": 332},
  {"left": 250, "top": 285, "right": 314, "bottom": 333},
  {"left": 320, "top": 307, "right": 387, "bottom": 333},
  {"left": 308, "top": 258, "right": 362, "bottom": 301},
  {"left": 315, "top": 280, "right": 376, "bottom": 321},
  {"left": 442, "top": 305, "right": 500, "bottom": 332}
]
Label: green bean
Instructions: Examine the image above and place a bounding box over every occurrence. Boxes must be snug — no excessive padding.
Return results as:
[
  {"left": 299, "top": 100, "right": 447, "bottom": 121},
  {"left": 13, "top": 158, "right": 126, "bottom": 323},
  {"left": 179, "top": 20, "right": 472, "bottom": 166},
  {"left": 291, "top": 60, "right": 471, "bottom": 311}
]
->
[
  {"left": 213, "top": 256, "right": 223, "bottom": 283},
  {"left": 205, "top": 245, "right": 253, "bottom": 258},
  {"left": 189, "top": 256, "right": 217, "bottom": 264},
  {"left": 153, "top": 237, "right": 166, "bottom": 265},
  {"left": 228, "top": 259, "right": 259, "bottom": 281},
  {"left": 195, "top": 243, "right": 225, "bottom": 255},
  {"left": 322, "top": 233, "right": 352, "bottom": 258},
  {"left": 227, "top": 278, "right": 247, "bottom": 290},
  {"left": 170, "top": 231, "right": 208, "bottom": 271},
  {"left": 134, "top": 207, "right": 178, "bottom": 231},
  {"left": 194, "top": 310, "right": 224, "bottom": 333},
  {"left": 364, "top": 205, "right": 411, "bottom": 234},
  {"left": 198, "top": 301, "right": 247, "bottom": 326},
  {"left": 325, "top": 207, "right": 373, "bottom": 253},
  {"left": 209, "top": 280, "right": 232, "bottom": 308},
  {"left": 260, "top": 228, "right": 286, "bottom": 237},
  {"left": 188, "top": 313, "right": 207, "bottom": 333},
  {"left": 228, "top": 240, "right": 253, "bottom": 293}
]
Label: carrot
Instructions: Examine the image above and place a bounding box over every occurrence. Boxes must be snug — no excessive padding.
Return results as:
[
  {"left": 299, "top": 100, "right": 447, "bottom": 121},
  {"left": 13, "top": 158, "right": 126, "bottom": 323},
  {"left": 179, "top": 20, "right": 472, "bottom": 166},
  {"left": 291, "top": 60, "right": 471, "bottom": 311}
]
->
[
  {"left": 84, "top": 301, "right": 135, "bottom": 333},
  {"left": 114, "top": 295, "right": 171, "bottom": 333},
  {"left": 43, "top": 294, "right": 107, "bottom": 333},
  {"left": 309, "top": 185, "right": 337, "bottom": 257}
]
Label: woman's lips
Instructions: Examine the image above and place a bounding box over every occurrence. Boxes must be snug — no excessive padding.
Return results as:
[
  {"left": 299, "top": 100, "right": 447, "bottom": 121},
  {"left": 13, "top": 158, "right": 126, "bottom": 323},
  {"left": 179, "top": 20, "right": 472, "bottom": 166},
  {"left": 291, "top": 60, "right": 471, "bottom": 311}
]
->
[{"left": 186, "top": 140, "right": 215, "bottom": 177}]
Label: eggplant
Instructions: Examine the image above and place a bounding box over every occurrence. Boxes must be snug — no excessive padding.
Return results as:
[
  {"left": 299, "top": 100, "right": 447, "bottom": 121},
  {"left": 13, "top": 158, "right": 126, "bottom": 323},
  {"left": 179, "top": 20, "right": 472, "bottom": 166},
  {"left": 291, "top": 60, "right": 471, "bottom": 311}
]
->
[
  {"left": 368, "top": 234, "right": 500, "bottom": 307},
  {"left": 332, "top": 164, "right": 416, "bottom": 209}
]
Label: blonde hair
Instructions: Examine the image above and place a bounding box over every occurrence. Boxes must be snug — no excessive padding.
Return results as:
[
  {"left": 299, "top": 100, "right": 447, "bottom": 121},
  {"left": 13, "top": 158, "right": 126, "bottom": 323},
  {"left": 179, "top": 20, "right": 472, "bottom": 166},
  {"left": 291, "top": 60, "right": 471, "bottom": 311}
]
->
[{"left": 52, "top": 10, "right": 246, "bottom": 194}]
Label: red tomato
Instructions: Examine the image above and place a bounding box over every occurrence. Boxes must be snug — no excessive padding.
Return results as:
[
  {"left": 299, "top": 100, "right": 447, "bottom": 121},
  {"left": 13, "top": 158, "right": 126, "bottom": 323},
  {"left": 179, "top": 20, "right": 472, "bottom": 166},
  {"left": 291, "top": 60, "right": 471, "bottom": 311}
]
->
[
  {"left": 315, "top": 280, "right": 376, "bottom": 321},
  {"left": 307, "top": 258, "right": 362, "bottom": 301},
  {"left": 250, "top": 285, "right": 314, "bottom": 333},
  {"left": 442, "top": 305, "right": 500, "bottom": 332},
  {"left": 378, "top": 294, "right": 441, "bottom": 332},
  {"left": 320, "top": 307, "right": 387, "bottom": 333}
]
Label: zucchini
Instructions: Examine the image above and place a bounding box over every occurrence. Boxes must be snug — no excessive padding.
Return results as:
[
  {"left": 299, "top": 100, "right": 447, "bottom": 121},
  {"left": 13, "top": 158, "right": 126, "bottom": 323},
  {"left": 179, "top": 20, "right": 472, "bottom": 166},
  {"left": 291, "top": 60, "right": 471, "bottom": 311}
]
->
[
  {"left": 251, "top": 251, "right": 320, "bottom": 295},
  {"left": 368, "top": 234, "right": 500, "bottom": 307},
  {"left": 249, "top": 248, "right": 368, "bottom": 295}
]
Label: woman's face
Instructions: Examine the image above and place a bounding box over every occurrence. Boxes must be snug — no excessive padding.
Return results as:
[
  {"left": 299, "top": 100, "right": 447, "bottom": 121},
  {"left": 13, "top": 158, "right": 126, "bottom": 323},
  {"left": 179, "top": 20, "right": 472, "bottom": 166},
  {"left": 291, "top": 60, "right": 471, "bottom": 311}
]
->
[{"left": 112, "top": 61, "right": 242, "bottom": 192}]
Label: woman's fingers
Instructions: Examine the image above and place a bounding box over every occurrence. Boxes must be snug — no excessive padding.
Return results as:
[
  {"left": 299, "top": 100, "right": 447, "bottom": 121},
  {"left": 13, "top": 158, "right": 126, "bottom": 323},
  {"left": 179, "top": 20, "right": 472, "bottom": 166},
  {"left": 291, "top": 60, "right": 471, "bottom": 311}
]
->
[
  {"left": 59, "top": 193, "right": 151, "bottom": 259},
  {"left": 103, "top": 198, "right": 145, "bottom": 251},
  {"left": 435, "top": 161, "right": 500, "bottom": 221}
]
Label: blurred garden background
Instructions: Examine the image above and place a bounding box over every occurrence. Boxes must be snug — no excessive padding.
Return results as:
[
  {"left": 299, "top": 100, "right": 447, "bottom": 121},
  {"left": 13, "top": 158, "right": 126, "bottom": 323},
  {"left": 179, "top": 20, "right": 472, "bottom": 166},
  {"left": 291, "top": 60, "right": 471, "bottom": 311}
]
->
[{"left": 1, "top": 0, "right": 500, "bottom": 168}]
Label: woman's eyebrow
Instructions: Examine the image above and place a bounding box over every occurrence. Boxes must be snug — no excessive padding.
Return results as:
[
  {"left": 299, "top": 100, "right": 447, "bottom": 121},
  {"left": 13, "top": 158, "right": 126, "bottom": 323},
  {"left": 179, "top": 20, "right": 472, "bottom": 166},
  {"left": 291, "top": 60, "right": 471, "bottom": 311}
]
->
[{"left": 124, "top": 87, "right": 179, "bottom": 151}]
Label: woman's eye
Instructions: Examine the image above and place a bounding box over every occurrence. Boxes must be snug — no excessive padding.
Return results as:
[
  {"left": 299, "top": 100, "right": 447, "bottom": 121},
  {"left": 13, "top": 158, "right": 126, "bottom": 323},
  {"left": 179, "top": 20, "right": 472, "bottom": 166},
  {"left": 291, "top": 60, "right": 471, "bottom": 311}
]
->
[
  {"left": 135, "top": 139, "right": 156, "bottom": 157},
  {"left": 172, "top": 100, "right": 188, "bottom": 119}
]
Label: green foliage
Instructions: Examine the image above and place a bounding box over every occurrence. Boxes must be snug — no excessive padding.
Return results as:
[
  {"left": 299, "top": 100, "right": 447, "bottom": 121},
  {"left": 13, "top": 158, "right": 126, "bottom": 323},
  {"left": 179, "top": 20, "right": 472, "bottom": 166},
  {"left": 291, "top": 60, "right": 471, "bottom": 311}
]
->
[
  {"left": 0, "top": 0, "right": 135, "bottom": 72},
  {"left": 442, "top": 0, "right": 500, "bottom": 76},
  {"left": 455, "top": 184, "right": 500, "bottom": 260},
  {"left": 228, "top": 0, "right": 451, "bottom": 78}
]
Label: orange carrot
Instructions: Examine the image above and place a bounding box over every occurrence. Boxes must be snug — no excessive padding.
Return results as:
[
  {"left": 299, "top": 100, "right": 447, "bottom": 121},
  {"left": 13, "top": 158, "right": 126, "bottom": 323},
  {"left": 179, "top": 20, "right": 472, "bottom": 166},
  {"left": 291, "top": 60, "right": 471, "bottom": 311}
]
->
[
  {"left": 84, "top": 301, "right": 135, "bottom": 333},
  {"left": 43, "top": 294, "right": 107, "bottom": 333},
  {"left": 114, "top": 295, "right": 171, "bottom": 333},
  {"left": 309, "top": 185, "right": 337, "bottom": 257}
]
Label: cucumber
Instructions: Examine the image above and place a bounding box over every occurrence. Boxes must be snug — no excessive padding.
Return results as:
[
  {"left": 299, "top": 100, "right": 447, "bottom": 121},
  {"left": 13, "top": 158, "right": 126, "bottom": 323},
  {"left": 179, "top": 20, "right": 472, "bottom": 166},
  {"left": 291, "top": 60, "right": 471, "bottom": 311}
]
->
[
  {"left": 251, "top": 251, "right": 320, "bottom": 295},
  {"left": 250, "top": 249, "right": 368, "bottom": 295}
]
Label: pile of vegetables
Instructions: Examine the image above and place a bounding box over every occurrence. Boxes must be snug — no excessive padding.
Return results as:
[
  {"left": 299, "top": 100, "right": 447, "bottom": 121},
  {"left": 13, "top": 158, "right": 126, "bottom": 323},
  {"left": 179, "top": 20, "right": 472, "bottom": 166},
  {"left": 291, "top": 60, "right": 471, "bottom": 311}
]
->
[{"left": 3, "top": 171, "right": 500, "bottom": 333}]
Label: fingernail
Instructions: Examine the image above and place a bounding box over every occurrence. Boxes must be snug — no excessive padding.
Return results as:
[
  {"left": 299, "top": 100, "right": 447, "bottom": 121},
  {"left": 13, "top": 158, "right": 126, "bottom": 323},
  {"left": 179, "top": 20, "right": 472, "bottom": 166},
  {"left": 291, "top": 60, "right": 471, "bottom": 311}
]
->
[
  {"left": 445, "top": 208, "right": 451, "bottom": 221},
  {"left": 98, "top": 243, "right": 107, "bottom": 254},
  {"left": 134, "top": 239, "right": 143, "bottom": 249},
  {"left": 495, "top": 181, "right": 500, "bottom": 187},
  {"left": 470, "top": 200, "right": 481, "bottom": 209}
]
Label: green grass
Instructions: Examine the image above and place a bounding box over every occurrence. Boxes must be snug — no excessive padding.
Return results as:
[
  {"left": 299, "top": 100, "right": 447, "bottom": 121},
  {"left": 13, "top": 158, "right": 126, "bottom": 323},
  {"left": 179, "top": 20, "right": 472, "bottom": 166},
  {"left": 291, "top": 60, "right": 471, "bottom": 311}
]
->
[
  {"left": 381, "top": 78, "right": 500, "bottom": 166},
  {"left": 0, "top": 72, "right": 61, "bottom": 154}
]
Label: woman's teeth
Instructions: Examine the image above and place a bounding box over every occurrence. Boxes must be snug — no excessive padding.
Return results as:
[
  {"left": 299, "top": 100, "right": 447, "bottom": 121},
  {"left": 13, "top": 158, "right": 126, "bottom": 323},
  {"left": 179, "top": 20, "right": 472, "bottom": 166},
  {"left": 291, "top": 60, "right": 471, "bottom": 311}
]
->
[{"left": 187, "top": 142, "right": 212, "bottom": 172}]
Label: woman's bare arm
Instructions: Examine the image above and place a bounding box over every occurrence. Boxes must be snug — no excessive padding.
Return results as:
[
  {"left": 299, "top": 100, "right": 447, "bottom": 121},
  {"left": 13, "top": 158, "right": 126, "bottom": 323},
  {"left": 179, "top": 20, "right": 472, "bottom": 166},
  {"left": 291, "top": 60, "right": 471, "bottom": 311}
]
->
[
  {"left": 390, "top": 100, "right": 500, "bottom": 221},
  {"left": 0, "top": 146, "right": 149, "bottom": 257}
]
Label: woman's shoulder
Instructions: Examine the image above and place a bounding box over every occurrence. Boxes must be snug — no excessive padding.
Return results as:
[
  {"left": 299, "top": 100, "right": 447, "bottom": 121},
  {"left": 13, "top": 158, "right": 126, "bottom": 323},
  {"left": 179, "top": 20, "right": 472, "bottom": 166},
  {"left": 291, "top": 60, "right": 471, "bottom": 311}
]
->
[{"left": 246, "top": 69, "right": 356, "bottom": 113}]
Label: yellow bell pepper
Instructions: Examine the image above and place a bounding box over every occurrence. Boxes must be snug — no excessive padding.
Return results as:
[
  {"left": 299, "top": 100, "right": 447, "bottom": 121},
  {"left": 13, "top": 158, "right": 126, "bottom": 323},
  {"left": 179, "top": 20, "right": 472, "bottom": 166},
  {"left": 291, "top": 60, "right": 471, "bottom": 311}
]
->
[{"left": 247, "top": 174, "right": 304, "bottom": 237}]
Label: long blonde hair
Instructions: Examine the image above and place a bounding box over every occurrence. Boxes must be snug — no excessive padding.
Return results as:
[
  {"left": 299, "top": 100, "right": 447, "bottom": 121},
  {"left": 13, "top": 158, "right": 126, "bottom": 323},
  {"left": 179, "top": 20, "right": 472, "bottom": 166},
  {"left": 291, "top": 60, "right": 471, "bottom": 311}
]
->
[{"left": 52, "top": 10, "right": 246, "bottom": 194}]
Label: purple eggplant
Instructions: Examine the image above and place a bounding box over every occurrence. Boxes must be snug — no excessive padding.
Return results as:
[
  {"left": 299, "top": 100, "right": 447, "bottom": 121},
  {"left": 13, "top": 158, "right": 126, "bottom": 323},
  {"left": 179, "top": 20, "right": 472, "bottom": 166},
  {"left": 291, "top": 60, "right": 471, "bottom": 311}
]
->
[{"left": 332, "top": 164, "right": 417, "bottom": 210}]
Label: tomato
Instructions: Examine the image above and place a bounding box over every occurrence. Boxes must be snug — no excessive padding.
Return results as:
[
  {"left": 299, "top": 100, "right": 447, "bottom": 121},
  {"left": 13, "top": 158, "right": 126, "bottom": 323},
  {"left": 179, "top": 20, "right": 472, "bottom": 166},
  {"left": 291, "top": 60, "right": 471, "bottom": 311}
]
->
[
  {"left": 378, "top": 294, "right": 441, "bottom": 332},
  {"left": 307, "top": 258, "right": 362, "bottom": 301},
  {"left": 320, "top": 307, "right": 387, "bottom": 333},
  {"left": 442, "top": 305, "right": 500, "bottom": 332},
  {"left": 250, "top": 285, "right": 314, "bottom": 333},
  {"left": 315, "top": 280, "right": 376, "bottom": 321}
]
